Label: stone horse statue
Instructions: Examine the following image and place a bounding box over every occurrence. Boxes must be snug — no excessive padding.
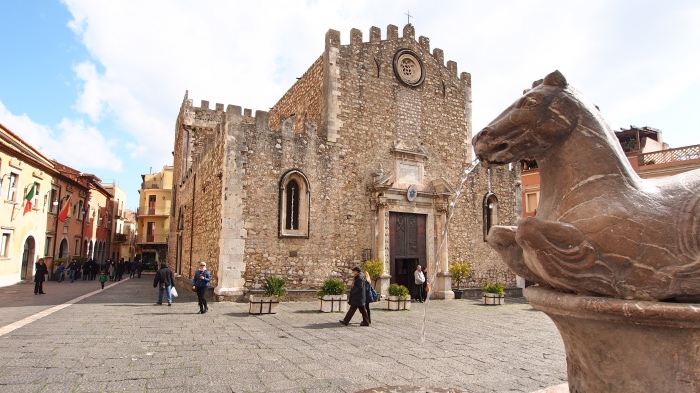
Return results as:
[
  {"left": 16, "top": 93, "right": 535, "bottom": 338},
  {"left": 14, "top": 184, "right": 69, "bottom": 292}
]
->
[{"left": 473, "top": 70, "right": 700, "bottom": 301}]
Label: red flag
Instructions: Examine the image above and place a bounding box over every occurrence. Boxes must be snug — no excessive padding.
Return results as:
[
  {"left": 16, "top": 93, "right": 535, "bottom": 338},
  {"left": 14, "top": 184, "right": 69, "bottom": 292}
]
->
[
  {"left": 23, "top": 183, "right": 36, "bottom": 216},
  {"left": 58, "top": 196, "right": 71, "bottom": 222}
]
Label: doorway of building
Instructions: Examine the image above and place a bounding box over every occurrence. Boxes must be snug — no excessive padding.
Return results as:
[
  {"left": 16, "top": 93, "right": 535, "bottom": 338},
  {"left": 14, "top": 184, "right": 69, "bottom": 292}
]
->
[
  {"left": 58, "top": 238, "right": 68, "bottom": 259},
  {"left": 389, "top": 212, "right": 426, "bottom": 297},
  {"left": 21, "top": 236, "right": 36, "bottom": 280}
]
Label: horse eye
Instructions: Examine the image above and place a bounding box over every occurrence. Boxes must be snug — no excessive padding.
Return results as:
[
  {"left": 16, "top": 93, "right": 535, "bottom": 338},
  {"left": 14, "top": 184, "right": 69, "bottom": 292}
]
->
[{"left": 524, "top": 98, "right": 538, "bottom": 107}]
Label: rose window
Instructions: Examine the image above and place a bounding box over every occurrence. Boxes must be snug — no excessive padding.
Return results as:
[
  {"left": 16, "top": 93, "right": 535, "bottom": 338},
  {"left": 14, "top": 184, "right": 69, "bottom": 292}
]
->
[{"left": 393, "top": 49, "right": 425, "bottom": 87}]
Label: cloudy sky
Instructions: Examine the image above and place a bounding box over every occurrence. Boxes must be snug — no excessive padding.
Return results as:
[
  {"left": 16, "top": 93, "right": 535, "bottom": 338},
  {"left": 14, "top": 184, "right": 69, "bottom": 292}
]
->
[{"left": 1, "top": 0, "right": 699, "bottom": 208}]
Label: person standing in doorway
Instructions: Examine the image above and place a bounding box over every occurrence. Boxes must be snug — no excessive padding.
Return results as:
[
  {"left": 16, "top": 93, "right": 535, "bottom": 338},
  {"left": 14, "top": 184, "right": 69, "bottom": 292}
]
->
[
  {"left": 153, "top": 263, "right": 175, "bottom": 306},
  {"left": 192, "top": 262, "right": 210, "bottom": 314},
  {"left": 34, "top": 258, "right": 48, "bottom": 295},
  {"left": 339, "top": 267, "right": 370, "bottom": 326},
  {"left": 414, "top": 265, "right": 425, "bottom": 302}
]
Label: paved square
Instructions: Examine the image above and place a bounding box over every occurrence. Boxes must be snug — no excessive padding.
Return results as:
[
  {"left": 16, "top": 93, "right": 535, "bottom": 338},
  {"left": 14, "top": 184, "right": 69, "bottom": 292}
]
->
[{"left": 0, "top": 277, "right": 567, "bottom": 392}]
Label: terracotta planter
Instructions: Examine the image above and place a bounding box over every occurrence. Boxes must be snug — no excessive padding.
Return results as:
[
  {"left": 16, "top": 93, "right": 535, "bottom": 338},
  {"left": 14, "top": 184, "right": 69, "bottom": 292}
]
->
[
  {"left": 248, "top": 295, "right": 279, "bottom": 314},
  {"left": 387, "top": 296, "right": 411, "bottom": 311},
  {"left": 482, "top": 292, "right": 504, "bottom": 305},
  {"left": 319, "top": 294, "right": 348, "bottom": 313},
  {"left": 526, "top": 286, "right": 700, "bottom": 393}
]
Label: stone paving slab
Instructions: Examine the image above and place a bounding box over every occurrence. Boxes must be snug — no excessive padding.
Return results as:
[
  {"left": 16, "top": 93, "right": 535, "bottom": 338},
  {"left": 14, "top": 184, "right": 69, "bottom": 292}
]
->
[{"left": 0, "top": 278, "right": 567, "bottom": 392}]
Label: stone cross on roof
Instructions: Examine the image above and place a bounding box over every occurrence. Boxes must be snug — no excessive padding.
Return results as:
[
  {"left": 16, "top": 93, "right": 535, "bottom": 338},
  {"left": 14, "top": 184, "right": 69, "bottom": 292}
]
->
[{"left": 405, "top": 10, "right": 413, "bottom": 25}]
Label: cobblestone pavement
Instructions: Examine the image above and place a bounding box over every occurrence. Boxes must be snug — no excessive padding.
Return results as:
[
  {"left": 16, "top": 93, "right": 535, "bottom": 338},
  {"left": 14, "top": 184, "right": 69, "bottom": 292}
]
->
[{"left": 0, "top": 277, "right": 567, "bottom": 393}]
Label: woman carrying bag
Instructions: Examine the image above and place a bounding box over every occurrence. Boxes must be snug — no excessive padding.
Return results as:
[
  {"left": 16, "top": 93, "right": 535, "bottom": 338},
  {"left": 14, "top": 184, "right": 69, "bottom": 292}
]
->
[{"left": 192, "top": 262, "right": 211, "bottom": 314}]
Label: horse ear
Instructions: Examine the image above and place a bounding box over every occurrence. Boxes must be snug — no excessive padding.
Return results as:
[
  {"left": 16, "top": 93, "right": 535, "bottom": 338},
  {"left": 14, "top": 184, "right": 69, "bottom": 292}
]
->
[
  {"left": 531, "top": 79, "right": 543, "bottom": 88},
  {"left": 543, "top": 70, "right": 567, "bottom": 88}
]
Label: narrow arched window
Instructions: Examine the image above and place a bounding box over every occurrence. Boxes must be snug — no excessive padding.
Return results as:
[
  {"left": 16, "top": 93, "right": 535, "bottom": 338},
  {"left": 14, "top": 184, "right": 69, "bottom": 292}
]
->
[
  {"left": 279, "top": 170, "right": 310, "bottom": 238},
  {"left": 285, "top": 180, "right": 299, "bottom": 230},
  {"left": 483, "top": 193, "right": 499, "bottom": 241}
]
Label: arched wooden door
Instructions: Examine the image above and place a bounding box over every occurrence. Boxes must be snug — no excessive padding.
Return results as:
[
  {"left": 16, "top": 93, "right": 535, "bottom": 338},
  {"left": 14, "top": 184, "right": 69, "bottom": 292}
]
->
[{"left": 21, "top": 236, "right": 36, "bottom": 280}]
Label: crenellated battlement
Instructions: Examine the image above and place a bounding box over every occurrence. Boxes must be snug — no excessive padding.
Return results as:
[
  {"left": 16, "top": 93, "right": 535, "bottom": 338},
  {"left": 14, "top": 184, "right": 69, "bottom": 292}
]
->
[{"left": 325, "top": 24, "right": 465, "bottom": 79}]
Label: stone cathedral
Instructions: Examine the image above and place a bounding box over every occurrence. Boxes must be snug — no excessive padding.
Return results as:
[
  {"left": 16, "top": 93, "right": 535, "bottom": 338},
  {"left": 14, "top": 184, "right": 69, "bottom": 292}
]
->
[{"left": 167, "top": 24, "right": 521, "bottom": 301}]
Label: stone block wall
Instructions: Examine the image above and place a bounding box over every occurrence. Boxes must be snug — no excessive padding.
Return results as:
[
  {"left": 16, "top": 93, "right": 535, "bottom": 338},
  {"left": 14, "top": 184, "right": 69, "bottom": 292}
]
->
[{"left": 268, "top": 56, "right": 324, "bottom": 134}]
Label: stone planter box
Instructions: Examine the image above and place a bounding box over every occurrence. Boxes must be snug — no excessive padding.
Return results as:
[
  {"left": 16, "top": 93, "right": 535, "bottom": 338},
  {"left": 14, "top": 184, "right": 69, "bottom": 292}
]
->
[
  {"left": 319, "top": 294, "right": 348, "bottom": 313},
  {"left": 387, "top": 296, "right": 411, "bottom": 311},
  {"left": 482, "top": 292, "right": 505, "bottom": 305},
  {"left": 249, "top": 295, "right": 279, "bottom": 315}
]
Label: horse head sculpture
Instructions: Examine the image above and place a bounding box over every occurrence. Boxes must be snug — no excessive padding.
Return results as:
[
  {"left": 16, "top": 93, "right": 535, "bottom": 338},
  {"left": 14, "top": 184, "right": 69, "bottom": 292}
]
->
[{"left": 473, "top": 70, "right": 700, "bottom": 301}]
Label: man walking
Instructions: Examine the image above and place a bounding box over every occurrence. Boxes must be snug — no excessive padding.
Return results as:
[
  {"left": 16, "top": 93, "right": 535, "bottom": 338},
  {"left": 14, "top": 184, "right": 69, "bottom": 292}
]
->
[
  {"left": 68, "top": 258, "right": 78, "bottom": 283},
  {"left": 153, "top": 263, "right": 175, "bottom": 306},
  {"left": 339, "top": 267, "right": 370, "bottom": 326},
  {"left": 414, "top": 265, "right": 425, "bottom": 302}
]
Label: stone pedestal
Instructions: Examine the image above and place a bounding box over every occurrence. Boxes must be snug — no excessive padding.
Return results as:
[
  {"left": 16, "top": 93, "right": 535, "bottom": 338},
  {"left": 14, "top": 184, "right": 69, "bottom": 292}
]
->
[
  {"left": 434, "top": 271, "right": 454, "bottom": 300},
  {"left": 378, "top": 273, "right": 391, "bottom": 298},
  {"left": 525, "top": 286, "right": 700, "bottom": 393}
]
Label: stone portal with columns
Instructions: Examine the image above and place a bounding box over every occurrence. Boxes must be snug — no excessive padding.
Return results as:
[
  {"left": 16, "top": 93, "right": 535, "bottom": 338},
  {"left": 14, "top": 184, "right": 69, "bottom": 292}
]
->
[{"left": 370, "top": 146, "right": 455, "bottom": 299}]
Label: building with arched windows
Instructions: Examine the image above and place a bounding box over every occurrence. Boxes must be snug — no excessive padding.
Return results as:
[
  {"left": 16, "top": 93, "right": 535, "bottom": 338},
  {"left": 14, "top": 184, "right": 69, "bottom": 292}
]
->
[{"left": 168, "top": 24, "right": 521, "bottom": 300}]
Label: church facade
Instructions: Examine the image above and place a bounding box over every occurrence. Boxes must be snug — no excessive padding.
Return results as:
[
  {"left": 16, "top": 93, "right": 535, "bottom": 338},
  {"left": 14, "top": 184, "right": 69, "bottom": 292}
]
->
[{"left": 167, "top": 24, "right": 520, "bottom": 300}]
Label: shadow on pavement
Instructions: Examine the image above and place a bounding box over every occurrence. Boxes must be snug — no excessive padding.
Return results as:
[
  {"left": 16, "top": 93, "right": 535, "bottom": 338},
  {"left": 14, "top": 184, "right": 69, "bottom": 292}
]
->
[
  {"left": 301, "top": 322, "right": 344, "bottom": 329},
  {"left": 224, "top": 312, "right": 250, "bottom": 318}
]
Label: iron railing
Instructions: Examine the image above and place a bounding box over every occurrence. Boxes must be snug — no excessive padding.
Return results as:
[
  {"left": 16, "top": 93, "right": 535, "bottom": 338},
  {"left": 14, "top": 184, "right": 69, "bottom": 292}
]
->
[{"left": 639, "top": 144, "right": 700, "bottom": 166}]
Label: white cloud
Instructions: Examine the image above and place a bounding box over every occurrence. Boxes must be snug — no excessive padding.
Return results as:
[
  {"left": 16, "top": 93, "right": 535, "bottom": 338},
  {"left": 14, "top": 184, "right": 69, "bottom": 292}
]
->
[
  {"left": 61, "top": 0, "right": 700, "bottom": 163},
  {"left": 0, "top": 101, "right": 123, "bottom": 172}
]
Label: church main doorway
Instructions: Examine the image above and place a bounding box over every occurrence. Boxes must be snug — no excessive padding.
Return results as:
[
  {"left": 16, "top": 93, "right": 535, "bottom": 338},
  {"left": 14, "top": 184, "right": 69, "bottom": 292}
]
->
[{"left": 389, "top": 213, "right": 426, "bottom": 292}]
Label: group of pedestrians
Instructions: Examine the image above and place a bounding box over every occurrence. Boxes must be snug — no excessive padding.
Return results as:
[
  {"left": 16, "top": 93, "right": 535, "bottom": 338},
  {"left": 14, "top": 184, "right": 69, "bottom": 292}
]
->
[
  {"left": 152, "top": 261, "right": 210, "bottom": 313},
  {"left": 339, "top": 266, "right": 379, "bottom": 327},
  {"left": 107, "top": 259, "right": 143, "bottom": 281}
]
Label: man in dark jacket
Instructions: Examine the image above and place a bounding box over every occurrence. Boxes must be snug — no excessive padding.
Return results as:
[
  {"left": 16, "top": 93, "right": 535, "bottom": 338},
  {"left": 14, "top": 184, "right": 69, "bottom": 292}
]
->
[
  {"left": 68, "top": 259, "right": 78, "bottom": 282},
  {"left": 153, "top": 263, "right": 175, "bottom": 306},
  {"left": 339, "top": 266, "right": 370, "bottom": 326}
]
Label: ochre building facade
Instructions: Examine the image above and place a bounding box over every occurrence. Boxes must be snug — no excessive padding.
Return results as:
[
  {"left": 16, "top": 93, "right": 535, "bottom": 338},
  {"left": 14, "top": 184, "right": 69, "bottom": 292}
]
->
[{"left": 168, "top": 24, "right": 520, "bottom": 300}]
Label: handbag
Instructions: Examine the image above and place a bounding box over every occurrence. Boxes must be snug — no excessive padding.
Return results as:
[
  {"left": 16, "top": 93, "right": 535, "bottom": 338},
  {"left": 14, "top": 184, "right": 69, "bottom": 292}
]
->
[{"left": 171, "top": 286, "right": 179, "bottom": 298}]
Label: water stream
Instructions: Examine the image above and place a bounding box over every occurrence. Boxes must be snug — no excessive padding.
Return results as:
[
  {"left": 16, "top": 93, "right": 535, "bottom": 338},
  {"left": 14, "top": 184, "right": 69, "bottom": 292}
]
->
[{"left": 421, "top": 157, "right": 482, "bottom": 342}]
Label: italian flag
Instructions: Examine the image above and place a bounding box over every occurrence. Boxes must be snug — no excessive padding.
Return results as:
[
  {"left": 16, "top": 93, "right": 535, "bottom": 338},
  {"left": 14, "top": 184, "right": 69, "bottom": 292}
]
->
[
  {"left": 23, "top": 183, "right": 36, "bottom": 216},
  {"left": 58, "top": 196, "right": 71, "bottom": 222}
]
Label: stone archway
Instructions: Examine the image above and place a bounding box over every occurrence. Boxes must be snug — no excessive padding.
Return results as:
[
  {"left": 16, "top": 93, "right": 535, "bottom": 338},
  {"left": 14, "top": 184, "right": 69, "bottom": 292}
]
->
[
  {"left": 21, "top": 236, "right": 36, "bottom": 280},
  {"left": 58, "top": 238, "right": 68, "bottom": 259}
]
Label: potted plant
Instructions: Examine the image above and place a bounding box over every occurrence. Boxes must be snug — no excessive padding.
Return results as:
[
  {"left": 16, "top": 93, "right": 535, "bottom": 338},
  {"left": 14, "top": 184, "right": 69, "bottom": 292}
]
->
[
  {"left": 482, "top": 282, "right": 505, "bottom": 305},
  {"left": 317, "top": 278, "right": 348, "bottom": 313},
  {"left": 387, "top": 283, "right": 411, "bottom": 311},
  {"left": 249, "top": 275, "right": 286, "bottom": 314},
  {"left": 363, "top": 258, "right": 384, "bottom": 289},
  {"left": 448, "top": 261, "right": 471, "bottom": 299}
]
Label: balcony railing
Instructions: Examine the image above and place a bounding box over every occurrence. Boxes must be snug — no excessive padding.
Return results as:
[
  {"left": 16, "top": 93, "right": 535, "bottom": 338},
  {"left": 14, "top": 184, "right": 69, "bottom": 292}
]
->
[
  {"left": 138, "top": 234, "right": 168, "bottom": 244},
  {"left": 113, "top": 233, "right": 128, "bottom": 243},
  {"left": 639, "top": 144, "right": 700, "bottom": 166},
  {"left": 136, "top": 206, "right": 169, "bottom": 216}
]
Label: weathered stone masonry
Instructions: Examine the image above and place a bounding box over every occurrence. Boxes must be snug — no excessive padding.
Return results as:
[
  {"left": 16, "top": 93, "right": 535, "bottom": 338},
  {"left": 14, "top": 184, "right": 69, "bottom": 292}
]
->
[{"left": 169, "top": 24, "right": 519, "bottom": 301}]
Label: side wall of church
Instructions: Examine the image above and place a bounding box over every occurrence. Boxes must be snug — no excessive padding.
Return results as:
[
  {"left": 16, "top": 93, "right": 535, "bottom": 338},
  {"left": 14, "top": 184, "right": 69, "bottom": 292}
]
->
[
  {"left": 449, "top": 165, "right": 519, "bottom": 287},
  {"left": 168, "top": 97, "right": 225, "bottom": 287}
]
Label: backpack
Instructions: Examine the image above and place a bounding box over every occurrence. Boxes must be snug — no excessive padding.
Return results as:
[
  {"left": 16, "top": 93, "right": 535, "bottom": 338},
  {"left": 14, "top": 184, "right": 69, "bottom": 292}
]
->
[{"left": 366, "top": 281, "right": 379, "bottom": 302}]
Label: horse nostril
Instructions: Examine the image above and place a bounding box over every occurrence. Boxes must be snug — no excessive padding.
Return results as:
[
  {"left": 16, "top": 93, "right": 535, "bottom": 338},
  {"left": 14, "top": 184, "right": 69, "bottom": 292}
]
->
[{"left": 495, "top": 143, "right": 509, "bottom": 152}]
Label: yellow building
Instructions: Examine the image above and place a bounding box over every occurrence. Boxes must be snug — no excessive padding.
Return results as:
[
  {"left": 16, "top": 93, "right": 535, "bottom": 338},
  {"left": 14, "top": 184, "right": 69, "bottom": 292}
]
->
[
  {"left": 136, "top": 166, "right": 172, "bottom": 265},
  {"left": 0, "top": 123, "right": 55, "bottom": 286}
]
